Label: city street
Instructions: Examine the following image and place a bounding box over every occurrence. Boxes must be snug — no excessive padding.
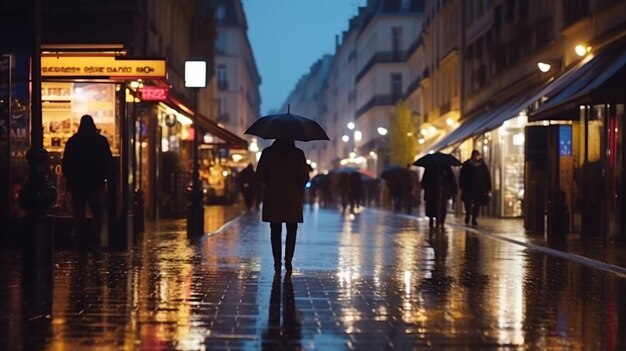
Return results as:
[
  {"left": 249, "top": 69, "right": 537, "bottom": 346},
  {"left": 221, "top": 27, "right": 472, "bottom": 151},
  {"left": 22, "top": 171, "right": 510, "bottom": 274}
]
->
[{"left": 2, "top": 205, "right": 626, "bottom": 350}]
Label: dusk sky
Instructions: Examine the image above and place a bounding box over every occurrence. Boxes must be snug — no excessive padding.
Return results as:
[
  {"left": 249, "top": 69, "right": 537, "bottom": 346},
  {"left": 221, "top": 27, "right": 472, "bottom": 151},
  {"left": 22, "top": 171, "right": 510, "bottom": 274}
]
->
[{"left": 241, "top": 0, "right": 366, "bottom": 115}]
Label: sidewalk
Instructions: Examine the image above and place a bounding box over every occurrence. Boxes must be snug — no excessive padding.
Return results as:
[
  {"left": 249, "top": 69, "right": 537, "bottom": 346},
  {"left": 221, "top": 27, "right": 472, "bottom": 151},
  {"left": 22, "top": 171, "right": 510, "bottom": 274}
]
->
[
  {"left": 390, "top": 208, "right": 626, "bottom": 276},
  {"left": 2, "top": 204, "right": 626, "bottom": 350}
]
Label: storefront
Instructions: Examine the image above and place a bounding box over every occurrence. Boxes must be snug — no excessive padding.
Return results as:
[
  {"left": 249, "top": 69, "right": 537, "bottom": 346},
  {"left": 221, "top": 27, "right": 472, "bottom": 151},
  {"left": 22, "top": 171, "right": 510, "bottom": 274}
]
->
[
  {"left": 2, "top": 48, "right": 167, "bottom": 248},
  {"left": 528, "top": 44, "right": 626, "bottom": 242}
]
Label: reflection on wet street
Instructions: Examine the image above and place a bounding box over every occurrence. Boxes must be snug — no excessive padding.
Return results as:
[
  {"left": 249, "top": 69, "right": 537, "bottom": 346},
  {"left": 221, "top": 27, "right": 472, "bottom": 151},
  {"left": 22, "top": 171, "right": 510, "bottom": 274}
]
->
[{"left": 2, "top": 205, "right": 626, "bottom": 350}]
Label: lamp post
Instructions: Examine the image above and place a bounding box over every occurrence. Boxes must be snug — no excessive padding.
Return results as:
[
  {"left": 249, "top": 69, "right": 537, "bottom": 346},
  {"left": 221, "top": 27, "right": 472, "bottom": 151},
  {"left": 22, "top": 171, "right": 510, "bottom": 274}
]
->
[
  {"left": 185, "top": 60, "right": 207, "bottom": 237},
  {"left": 18, "top": 0, "right": 56, "bottom": 305}
]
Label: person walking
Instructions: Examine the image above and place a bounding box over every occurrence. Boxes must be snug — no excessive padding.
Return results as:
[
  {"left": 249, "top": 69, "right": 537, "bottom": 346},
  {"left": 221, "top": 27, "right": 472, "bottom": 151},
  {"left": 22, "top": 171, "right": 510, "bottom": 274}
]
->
[
  {"left": 459, "top": 150, "right": 492, "bottom": 226},
  {"left": 256, "top": 139, "right": 310, "bottom": 273},
  {"left": 421, "top": 165, "right": 457, "bottom": 229},
  {"left": 238, "top": 163, "right": 256, "bottom": 212},
  {"left": 62, "top": 114, "right": 113, "bottom": 251}
]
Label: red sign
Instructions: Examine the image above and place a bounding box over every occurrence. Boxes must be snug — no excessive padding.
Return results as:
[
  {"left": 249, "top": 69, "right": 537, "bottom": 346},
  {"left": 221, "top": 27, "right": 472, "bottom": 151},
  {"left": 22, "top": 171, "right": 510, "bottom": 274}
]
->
[{"left": 139, "top": 86, "right": 169, "bottom": 101}]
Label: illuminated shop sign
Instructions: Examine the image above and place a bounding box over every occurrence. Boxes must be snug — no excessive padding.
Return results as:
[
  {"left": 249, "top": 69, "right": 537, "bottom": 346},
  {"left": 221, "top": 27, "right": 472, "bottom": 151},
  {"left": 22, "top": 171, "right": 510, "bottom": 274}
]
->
[
  {"left": 139, "top": 86, "right": 169, "bottom": 101},
  {"left": 42, "top": 56, "right": 166, "bottom": 79}
]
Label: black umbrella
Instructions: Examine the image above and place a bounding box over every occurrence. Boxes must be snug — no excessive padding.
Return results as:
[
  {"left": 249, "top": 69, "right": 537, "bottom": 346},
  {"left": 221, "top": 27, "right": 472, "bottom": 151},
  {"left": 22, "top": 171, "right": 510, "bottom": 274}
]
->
[
  {"left": 380, "top": 165, "right": 410, "bottom": 183},
  {"left": 244, "top": 106, "right": 329, "bottom": 142},
  {"left": 413, "top": 152, "right": 461, "bottom": 167}
]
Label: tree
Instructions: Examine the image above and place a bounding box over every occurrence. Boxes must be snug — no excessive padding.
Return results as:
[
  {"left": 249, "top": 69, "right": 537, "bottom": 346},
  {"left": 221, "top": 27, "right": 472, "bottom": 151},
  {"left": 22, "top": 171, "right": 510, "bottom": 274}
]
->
[{"left": 388, "top": 100, "right": 418, "bottom": 166}]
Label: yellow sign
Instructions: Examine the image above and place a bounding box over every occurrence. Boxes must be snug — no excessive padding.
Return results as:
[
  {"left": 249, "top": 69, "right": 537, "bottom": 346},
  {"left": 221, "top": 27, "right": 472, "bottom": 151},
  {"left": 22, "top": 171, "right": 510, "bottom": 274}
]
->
[{"left": 42, "top": 56, "right": 166, "bottom": 79}]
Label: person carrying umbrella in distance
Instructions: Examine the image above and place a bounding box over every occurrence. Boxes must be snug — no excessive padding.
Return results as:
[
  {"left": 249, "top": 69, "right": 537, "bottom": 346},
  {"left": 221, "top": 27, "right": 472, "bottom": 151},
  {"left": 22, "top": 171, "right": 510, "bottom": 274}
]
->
[
  {"left": 459, "top": 150, "right": 492, "bottom": 226},
  {"left": 245, "top": 105, "right": 329, "bottom": 273},
  {"left": 414, "top": 152, "right": 460, "bottom": 229}
]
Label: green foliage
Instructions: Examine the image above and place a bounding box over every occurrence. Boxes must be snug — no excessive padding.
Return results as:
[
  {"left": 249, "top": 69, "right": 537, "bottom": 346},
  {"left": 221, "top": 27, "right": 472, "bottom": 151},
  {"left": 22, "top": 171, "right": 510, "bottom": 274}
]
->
[{"left": 388, "top": 100, "right": 418, "bottom": 166}]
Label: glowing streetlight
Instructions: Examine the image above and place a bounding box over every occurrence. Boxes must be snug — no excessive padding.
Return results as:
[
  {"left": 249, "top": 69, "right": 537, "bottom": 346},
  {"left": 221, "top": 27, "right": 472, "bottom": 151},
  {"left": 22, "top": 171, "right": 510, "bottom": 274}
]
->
[
  {"left": 377, "top": 127, "right": 388, "bottom": 136},
  {"left": 347, "top": 122, "right": 355, "bottom": 130},
  {"left": 185, "top": 60, "right": 207, "bottom": 237}
]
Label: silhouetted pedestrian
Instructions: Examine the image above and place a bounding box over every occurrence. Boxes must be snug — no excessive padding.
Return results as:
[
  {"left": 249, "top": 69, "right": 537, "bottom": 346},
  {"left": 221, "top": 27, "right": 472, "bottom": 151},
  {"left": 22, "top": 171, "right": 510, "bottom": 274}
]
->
[
  {"left": 421, "top": 165, "right": 457, "bottom": 229},
  {"left": 62, "top": 114, "right": 113, "bottom": 251},
  {"left": 381, "top": 165, "right": 412, "bottom": 213},
  {"left": 256, "top": 139, "right": 310, "bottom": 273},
  {"left": 239, "top": 163, "right": 256, "bottom": 212},
  {"left": 338, "top": 172, "right": 351, "bottom": 213},
  {"left": 459, "top": 150, "right": 492, "bottom": 225},
  {"left": 349, "top": 171, "right": 363, "bottom": 212}
]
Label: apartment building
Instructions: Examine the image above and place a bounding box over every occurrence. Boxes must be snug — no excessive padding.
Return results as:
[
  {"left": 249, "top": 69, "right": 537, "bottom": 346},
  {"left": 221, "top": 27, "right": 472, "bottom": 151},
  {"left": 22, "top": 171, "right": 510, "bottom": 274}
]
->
[
  {"left": 422, "top": 0, "right": 626, "bottom": 242},
  {"left": 213, "top": 0, "right": 261, "bottom": 139},
  {"left": 278, "top": 55, "right": 333, "bottom": 170},
  {"left": 280, "top": 0, "right": 426, "bottom": 174}
]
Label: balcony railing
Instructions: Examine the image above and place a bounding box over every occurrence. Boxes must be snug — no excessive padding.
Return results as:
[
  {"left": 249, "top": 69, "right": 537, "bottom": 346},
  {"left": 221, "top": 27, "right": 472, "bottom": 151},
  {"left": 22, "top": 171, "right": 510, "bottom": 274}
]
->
[
  {"left": 356, "top": 94, "right": 400, "bottom": 119},
  {"left": 356, "top": 50, "right": 407, "bottom": 82}
]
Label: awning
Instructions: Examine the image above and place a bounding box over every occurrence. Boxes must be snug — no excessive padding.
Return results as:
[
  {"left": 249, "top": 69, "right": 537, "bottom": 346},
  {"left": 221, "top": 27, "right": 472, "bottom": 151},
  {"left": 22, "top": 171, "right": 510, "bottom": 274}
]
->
[
  {"left": 426, "top": 82, "right": 549, "bottom": 153},
  {"left": 530, "top": 46, "right": 626, "bottom": 121},
  {"left": 197, "top": 116, "right": 248, "bottom": 150},
  {"left": 425, "top": 44, "right": 626, "bottom": 153},
  {"left": 166, "top": 94, "right": 248, "bottom": 150}
]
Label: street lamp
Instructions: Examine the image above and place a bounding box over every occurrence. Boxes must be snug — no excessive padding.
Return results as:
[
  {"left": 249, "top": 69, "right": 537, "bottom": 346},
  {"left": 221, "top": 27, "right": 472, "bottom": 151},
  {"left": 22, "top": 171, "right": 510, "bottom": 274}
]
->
[
  {"left": 185, "top": 60, "right": 207, "bottom": 237},
  {"left": 18, "top": 0, "right": 56, "bottom": 305}
]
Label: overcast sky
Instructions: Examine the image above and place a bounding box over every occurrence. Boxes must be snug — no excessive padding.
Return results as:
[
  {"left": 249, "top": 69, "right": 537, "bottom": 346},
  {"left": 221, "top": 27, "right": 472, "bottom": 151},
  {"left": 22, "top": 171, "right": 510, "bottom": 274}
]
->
[{"left": 241, "top": 0, "right": 365, "bottom": 115}]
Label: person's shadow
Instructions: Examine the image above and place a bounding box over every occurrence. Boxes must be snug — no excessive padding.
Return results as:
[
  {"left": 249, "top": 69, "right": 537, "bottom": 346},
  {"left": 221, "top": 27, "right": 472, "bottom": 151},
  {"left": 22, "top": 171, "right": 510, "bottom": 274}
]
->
[{"left": 262, "top": 273, "right": 302, "bottom": 350}]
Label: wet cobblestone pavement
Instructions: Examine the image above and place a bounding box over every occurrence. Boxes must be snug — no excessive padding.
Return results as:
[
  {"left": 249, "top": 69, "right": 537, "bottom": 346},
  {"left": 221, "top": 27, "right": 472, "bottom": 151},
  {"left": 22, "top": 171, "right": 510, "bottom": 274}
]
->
[{"left": 2, "top": 205, "right": 626, "bottom": 350}]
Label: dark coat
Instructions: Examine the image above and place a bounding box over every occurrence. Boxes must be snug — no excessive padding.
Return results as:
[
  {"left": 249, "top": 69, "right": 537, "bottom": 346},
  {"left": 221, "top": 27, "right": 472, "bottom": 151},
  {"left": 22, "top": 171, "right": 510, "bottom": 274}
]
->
[
  {"left": 62, "top": 120, "right": 113, "bottom": 193},
  {"left": 421, "top": 165, "right": 457, "bottom": 202},
  {"left": 459, "top": 159, "right": 492, "bottom": 202},
  {"left": 256, "top": 140, "right": 310, "bottom": 223},
  {"left": 420, "top": 165, "right": 457, "bottom": 218},
  {"left": 239, "top": 164, "right": 256, "bottom": 193}
]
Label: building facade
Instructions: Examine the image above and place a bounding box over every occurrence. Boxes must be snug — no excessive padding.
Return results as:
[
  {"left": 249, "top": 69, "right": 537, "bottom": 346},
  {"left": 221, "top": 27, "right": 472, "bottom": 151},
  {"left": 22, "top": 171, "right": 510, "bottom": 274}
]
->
[
  {"left": 279, "top": 0, "right": 426, "bottom": 175},
  {"left": 422, "top": 0, "right": 626, "bottom": 242},
  {"left": 0, "top": 0, "right": 247, "bottom": 247},
  {"left": 213, "top": 0, "right": 261, "bottom": 141}
]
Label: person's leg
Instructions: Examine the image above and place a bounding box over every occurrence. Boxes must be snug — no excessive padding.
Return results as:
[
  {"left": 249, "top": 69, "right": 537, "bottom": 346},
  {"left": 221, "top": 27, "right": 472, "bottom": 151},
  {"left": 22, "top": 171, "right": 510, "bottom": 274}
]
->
[
  {"left": 284, "top": 223, "right": 298, "bottom": 272},
  {"left": 71, "top": 191, "right": 88, "bottom": 248},
  {"left": 439, "top": 202, "right": 447, "bottom": 227},
  {"left": 464, "top": 200, "right": 472, "bottom": 224},
  {"left": 86, "top": 190, "right": 104, "bottom": 251},
  {"left": 471, "top": 200, "right": 480, "bottom": 225},
  {"left": 270, "top": 222, "right": 282, "bottom": 271}
]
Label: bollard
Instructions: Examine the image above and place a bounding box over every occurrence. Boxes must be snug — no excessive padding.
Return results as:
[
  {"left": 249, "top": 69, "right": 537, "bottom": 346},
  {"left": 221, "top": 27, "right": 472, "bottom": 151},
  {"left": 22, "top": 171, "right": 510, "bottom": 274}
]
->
[{"left": 547, "top": 191, "right": 568, "bottom": 247}]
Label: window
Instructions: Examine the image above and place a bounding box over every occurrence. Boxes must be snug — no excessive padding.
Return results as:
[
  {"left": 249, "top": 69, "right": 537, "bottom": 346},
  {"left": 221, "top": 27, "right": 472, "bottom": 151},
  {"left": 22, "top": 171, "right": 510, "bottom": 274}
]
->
[
  {"left": 391, "top": 74, "right": 403, "bottom": 98},
  {"left": 401, "top": 0, "right": 411, "bottom": 9},
  {"left": 391, "top": 27, "right": 403, "bottom": 53},
  {"left": 217, "top": 65, "right": 228, "bottom": 90},
  {"left": 215, "top": 34, "right": 226, "bottom": 54},
  {"left": 216, "top": 5, "right": 225, "bottom": 25}
]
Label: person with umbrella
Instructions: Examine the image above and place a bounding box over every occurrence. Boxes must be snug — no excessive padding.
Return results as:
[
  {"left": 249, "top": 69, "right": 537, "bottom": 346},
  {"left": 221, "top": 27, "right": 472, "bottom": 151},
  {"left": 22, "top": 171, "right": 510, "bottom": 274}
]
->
[
  {"left": 420, "top": 164, "right": 457, "bottom": 229},
  {"left": 246, "top": 106, "right": 329, "bottom": 273},
  {"left": 414, "top": 152, "right": 460, "bottom": 229},
  {"left": 459, "top": 150, "right": 492, "bottom": 225}
]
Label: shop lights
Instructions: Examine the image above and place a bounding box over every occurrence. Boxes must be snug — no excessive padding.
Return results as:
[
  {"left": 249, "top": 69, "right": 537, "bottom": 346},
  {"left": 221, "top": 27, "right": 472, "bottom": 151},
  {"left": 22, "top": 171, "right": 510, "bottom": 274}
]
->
[
  {"left": 446, "top": 118, "right": 454, "bottom": 126},
  {"left": 377, "top": 127, "right": 388, "bottom": 136},
  {"left": 354, "top": 130, "right": 362, "bottom": 141},
  {"left": 347, "top": 122, "right": 355, "bottom": 130},
  {"left": 575, "top": 44, "right": 591, "bottom": 57},
  {"left": 248, "top": 138, "right": 259, "bottom": 152},
  {"left": 537, "top": 62, "right": 551, "bottom": 72},
  {"left": 342, "top": 135, "right": 350, "bottom": 142}
]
